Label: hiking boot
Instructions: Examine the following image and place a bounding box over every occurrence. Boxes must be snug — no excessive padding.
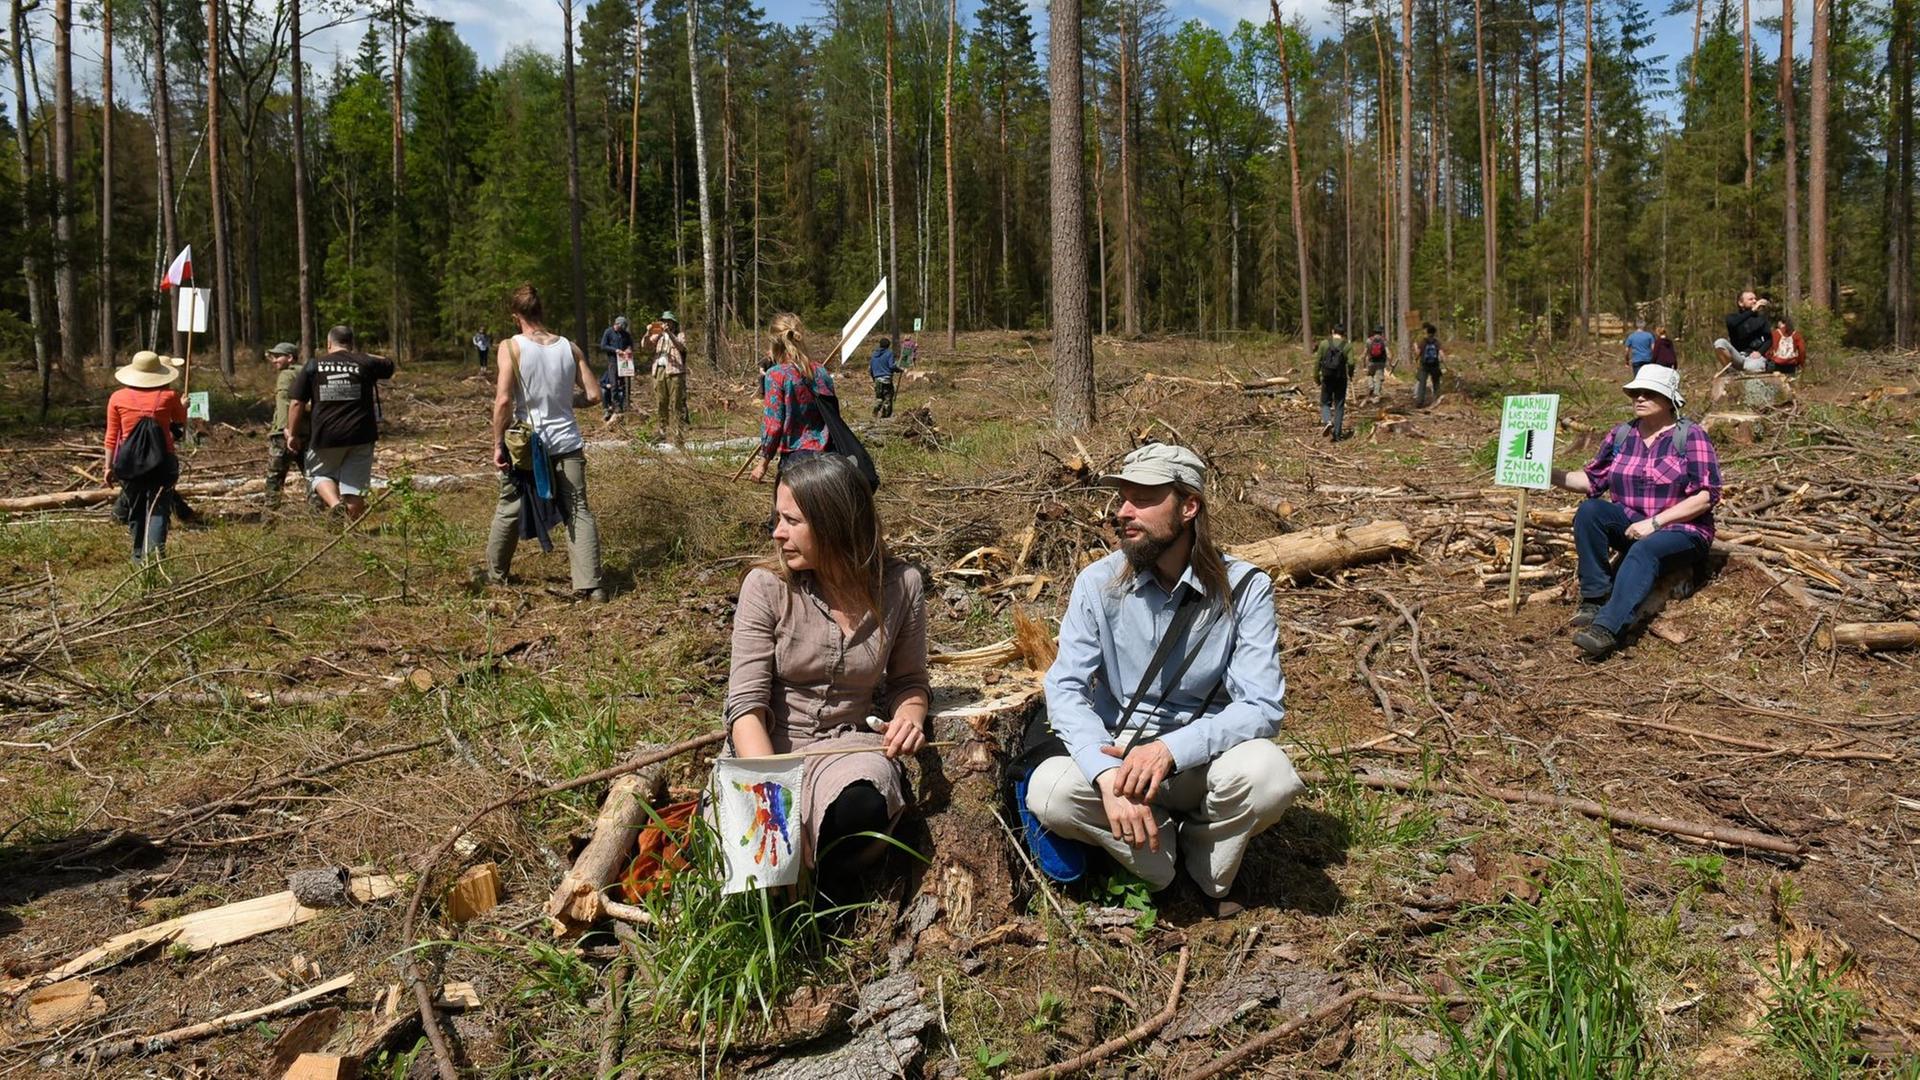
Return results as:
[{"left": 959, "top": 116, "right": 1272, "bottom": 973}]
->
[
  {"left": 581, "top": 587, "right": 609, "bottom": 603},
  {"left": 1199, "top": 889, "right": 1249, "bottom": 919},
  {"left": 1573, "top": 625, "right": 1618, "bottom": 659},
  {"left": 1571, "top": 599, "right": 1606, "bottom": 627}
]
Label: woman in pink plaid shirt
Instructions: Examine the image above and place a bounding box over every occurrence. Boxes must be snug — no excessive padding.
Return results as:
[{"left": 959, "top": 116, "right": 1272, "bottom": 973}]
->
[{"left": 1550, "top": 365, "right": 1723, "bottom": 659}]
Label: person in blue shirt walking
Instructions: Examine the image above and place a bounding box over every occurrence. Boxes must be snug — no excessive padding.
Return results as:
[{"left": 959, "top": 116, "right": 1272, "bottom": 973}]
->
[
  {"left": 1624, "top": 321, "right": 1656, "bottom": 371},
  {"left": 869, "top": 337, "right": 901, "bottom": 418},
  {"left": 597, "top": 316, "right": 635, "bottom": 421},
  {"left": 1024, "top": 444, "right": 1305, "bottom": 917}
]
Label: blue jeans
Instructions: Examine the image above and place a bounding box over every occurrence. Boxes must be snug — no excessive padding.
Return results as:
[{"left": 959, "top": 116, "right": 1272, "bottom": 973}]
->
[
  {"left": 1574, "top": 499, "right": 1706, "bottom": 635},
  {"left": 128, "top": 488, "right": 171, "bottom": 561}
]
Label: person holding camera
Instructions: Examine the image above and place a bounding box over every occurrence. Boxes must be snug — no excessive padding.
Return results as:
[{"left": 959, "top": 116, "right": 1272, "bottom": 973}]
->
[{"left": 643, "top": 311, "right": 690, "bottom": 447}]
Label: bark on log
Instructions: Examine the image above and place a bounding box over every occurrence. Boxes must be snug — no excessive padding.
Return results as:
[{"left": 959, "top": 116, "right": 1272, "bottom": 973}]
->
[
  {"left": 546, "top": 765, "right": 670, "bottom": 936},
  {"left": 0, "top": 476, "right": 265, "bottom": 512},
  {"left": 1827, "top": 622, "right": 1920, "bottom": 651},
  {"left": 1226, "top": 520, "right": 1415, "bottom": 584},
  {"left": 914, "top": 684, "right": 1043, "bottom": 938}
]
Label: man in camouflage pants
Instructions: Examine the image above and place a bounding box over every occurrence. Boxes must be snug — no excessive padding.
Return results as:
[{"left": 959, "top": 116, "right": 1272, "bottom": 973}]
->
[{"left": 264, "top": 341, "right": 302, "bottom": 508}]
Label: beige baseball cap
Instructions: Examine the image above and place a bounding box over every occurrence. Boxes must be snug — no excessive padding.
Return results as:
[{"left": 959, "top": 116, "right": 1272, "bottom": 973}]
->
[{"left": 1099, "top": 443, "right": 1208, "bottom": 493}]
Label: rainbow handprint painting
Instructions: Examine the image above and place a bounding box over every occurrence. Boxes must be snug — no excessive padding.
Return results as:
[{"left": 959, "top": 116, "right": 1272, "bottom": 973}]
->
[{"left": 711, "top": 756, "right": 807, "bottom": 893}]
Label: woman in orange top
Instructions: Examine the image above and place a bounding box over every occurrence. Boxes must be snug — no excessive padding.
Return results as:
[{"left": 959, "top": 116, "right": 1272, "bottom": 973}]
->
[{"left": 104, "top": 351, "right": 189, "bottom": 561}]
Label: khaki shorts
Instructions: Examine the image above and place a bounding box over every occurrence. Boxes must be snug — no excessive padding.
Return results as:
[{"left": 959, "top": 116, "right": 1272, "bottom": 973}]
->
[{"left": 304, "top": 443, "right": 375, "bottom": 495}]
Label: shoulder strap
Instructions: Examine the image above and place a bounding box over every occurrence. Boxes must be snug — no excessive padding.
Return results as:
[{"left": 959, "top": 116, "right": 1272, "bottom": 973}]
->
[
  {"left": 507, "top": 336, "right": 528, "bottom": 404},
  {"left": 1113, "top": 567, "right": 1262, "bottom": 750}
]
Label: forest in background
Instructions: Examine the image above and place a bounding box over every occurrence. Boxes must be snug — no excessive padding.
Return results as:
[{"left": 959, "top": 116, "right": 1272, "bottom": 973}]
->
[{"left": 3, "top": 0, "right": 1917, "bottom": 399}]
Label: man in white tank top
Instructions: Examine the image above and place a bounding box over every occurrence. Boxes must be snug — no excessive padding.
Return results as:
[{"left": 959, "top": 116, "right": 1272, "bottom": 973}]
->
[{"left": 485, "top": 285, "right": 607, "bottom": 601}]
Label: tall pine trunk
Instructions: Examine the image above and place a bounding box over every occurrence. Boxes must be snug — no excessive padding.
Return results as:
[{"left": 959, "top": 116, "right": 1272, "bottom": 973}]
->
[
  {"left": 1048, "top": 0, "right": 1093, "bottom": 429},
  {"left": 1780, "top": 0, "right": 1801, "bottom": 302},
  {"left": 627, "top": 1, "right": 645, "bottom": 316},
  {"left": 390, "top": 3, "right": 407, "bottom": 360},
  {"left": 151, "top": 0, "right": 179, "bottom": 356},
  {"left": 1808, "top": 0, "right": 1830, "bottom": 308},
  {"left": 1580, "top": 0, "right": 1594, "bottom": 338},
  {"left": 884, "top": 0, "right": 900, "bottom": 347},
  {"left": 944, "top": 0, "right": 957, "bottom": 347},
  {"left": 1397, "top": 0, "right": 1413, "bottom": 363},
  {"left": 1891, "top": 0, "right": 1914, "bottom": 346},
  {"left": 1271, "top": 0, "right": 1312, "bottom": 348},
  {"left": 53, "top": 0, "right": 76, "bottom": 370},
  {"left": 1119, "top": 11, "right": 1139, "bottom": 337},
  {"left": 1472, "top": 0, "right": 1496, "bottom": 346},
  {"left": 1742, "top": 0, "right": 1755, "bottom": 277},
  {"left": 99, "top": 0, "right": 113, "bottom": 365},
  {"left": 11, "top": 0, "right": 48, "bottom": 411},
  {"left": 208, "top": 0, "right": 235, "bottom": 377},
  {"left": 687, "top": 0, "right": 718, "bottom": 366},
  {"left": 290, "top": 0, "right": 314, "bottom": 359},
  {"left": 562, "top": 0, "right": 588, "bottom": 347}
]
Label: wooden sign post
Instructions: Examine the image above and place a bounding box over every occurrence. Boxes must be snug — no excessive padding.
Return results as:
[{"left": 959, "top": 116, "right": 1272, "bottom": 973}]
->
[{"left": 1493, "top": 394, "right": 1560, "bottom": 613}]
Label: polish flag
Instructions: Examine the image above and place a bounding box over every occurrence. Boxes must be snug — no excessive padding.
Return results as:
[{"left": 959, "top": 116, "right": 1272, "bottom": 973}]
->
[{"left": 160, "top": 246, "right": 192, "bottom": 290}]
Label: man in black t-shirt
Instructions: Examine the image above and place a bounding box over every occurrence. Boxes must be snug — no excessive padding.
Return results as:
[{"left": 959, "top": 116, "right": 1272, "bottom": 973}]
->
[{"left": 288, "top": 324, "right": 396, "bottom": 522}]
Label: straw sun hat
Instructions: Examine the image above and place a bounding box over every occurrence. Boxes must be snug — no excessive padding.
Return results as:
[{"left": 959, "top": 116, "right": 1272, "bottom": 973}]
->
[{"left": 114, "top": 351, "right": 185, "bottom": 389}]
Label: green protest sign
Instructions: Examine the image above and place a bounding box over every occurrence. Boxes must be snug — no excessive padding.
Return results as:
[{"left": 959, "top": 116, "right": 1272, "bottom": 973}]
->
[
  {"left": 1494, "top": 394, "right": 1559, "bottom": 490},
  {"left": 186, "top": 391, "right": 211, "bottom": 422}
]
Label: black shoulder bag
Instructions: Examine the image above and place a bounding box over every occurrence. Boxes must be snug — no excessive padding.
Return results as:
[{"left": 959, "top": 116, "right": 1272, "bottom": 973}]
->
[{"left": 814, "top": 388, "right": 880, "bottom": 492}]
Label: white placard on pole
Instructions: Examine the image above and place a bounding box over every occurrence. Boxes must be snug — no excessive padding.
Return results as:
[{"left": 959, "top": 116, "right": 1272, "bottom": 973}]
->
[
  {"left": 1494, "top": 394, "right": 1560, "bottom": 491},
  {"left": 1494, "top": 394, "right": 1560, "bottom": 612},
  {"left": 836, "top": 277, "right": 889, "bottom": 364},
  {"left": 186, "top": 391, "right": 211, "bottom": 422},
  {"left": 174, "top": 288, "right": 211, "bottom": 335}
]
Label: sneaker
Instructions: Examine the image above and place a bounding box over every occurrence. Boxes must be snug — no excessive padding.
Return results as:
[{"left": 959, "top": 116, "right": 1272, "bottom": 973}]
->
[
  {"left": 1571, "top": 599, "right": 1605, "bottom": 627},
  {"left": 1573, "top": 625, "right": 1618, "bottom": 659},
  {"left": 1198, "top": 888, "right": 1248, "bottom": 919}
]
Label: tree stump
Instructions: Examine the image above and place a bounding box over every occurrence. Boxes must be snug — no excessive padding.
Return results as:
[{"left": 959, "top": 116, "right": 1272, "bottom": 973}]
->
[
  {"left": 1700, "top": 412, "right": 1765, "bottom": 446},
  {"left": 911, "top": 683, "right": 1044, "bottom": 940},
  {"left": 1710, "top": 371, "right": 1794, "bottom": 410}
]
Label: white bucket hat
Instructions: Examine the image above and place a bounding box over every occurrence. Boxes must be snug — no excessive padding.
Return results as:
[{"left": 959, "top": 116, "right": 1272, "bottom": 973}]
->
[{"left": 1622, "top": 364, "right": 1683, "bottom": 412}]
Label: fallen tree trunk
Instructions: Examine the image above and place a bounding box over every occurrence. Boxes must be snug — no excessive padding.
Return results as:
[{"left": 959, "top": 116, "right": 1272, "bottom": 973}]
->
[
  {"left": 1825, "top": 621, "right": 1920, "bottom": 652},
  {"left": 0, "top": 476, "right": 266, "bottom": 512},
  {"left": 546, "top": 764, "right": 670, "bottom": 936},
  {"left": 1227, "top": 520, "right": 1415, "bottom": 584}
]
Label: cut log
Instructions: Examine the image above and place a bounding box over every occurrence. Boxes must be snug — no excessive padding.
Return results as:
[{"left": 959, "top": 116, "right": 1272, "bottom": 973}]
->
[
  {"left": 2, "top": 874, "right": 399, "bottom": 997},
  {"left": 1700, "top": 411, "right": 1765, "bottom": 445},
  {"left": 445, "top": 863, "right": 501, "bottom": 924},
  {"left": 545, "top": 765, "right": 670, "bottom": 936},
  {"left": 913, "top": 684, "right": 1044, "bottom": 939},
  {"left": 1227, "top": 520, "right": 1415, "bottom": 584},
  {"left": 1710, "top": 371, "right": 1795, "bottom": 410},
  {"left": 270, "top": 1007, "right": 343, "bottom": 1075},
  {"left": 0, "top": 476, "right": 266, "bottom": 513},
  {"left": 23, "top": 979, "right": 105, "bottom": 1029},
  {"left": 1826, "top": 622, "right": 1920, "bottom": 652},
  {"left": 284, "top": 1055, "right": 358, "bottom": 1080}
]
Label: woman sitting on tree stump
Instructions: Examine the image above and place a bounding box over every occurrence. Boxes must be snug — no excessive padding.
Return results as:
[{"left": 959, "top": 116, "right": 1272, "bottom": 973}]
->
[
  {"left": 724, "top": 454, "right": 930, "bottom": 888},
  {"left": 1552, "top": 365, "right": 1723, "bottom": 660}
]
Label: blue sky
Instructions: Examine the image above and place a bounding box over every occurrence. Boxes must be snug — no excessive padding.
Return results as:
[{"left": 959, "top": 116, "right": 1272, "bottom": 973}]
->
[{"left": 18, "top": 0, "right": 1793, "bottom": 116}]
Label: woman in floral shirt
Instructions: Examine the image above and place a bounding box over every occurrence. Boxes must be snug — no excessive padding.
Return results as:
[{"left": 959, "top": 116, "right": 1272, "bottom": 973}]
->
[{"left": 1550, "top": 365, "right": 1723, "bottom": 659}]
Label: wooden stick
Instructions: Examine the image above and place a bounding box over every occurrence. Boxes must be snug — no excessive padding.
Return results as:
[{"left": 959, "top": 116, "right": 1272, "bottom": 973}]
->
[
  {"left": 1006, "top": 946, "right": 1188, "bottom": 1080},
  {"left": 60, "top": 973, "right": 353, "bottom": 1065},
  {"left": 400, "top": 731, "right": 730, "bottom": 1080},
  {"left": 1828, "top": 621, "right": 1920, "bottom": 652},
  {"left": 1605, "top": 714, "right": 1897, "bottom": 763},
  {"left": 1508, "top": 487, "right": 1529, "bottom": 614},
  {"left": 1176, "top": 988, "right": 1470, "bottom": 1080},
  {"left": 1319, "top": 771, "right": 1804, "bottom": 857}
]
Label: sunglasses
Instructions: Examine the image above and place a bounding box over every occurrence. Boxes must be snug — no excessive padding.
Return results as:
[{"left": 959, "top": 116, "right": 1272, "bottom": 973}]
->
[{"left": 1627, "top": 389, "right": 1664, "bottom": 400}]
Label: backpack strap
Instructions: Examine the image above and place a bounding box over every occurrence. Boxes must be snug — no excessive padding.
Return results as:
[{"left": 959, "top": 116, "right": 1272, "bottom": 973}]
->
[{"left": 1113, "top": 567, "right": 1263, "bottom": 752}]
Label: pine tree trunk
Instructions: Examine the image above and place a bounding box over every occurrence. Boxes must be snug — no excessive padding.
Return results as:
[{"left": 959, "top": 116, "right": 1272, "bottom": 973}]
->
[
  {"left": 628, "top": 1, "right": 645, "bottom": 317},
  {"left": 1742, "top": 0, "right": 1755, "bottom": 278},
  {"left": 290, "top": 0, "right": 313, "bottom": 360},
  {"left": 944, "top": 0, "right": 957, "bottom": 347},
  {"left": 687, "top": 0, "right": 718, "bottom": 367},
  {"left": 1472, "top": 0, "right": 1496, "bottom": 346},
  {"left": 1891, "top": 0, "right": 1915, "bottom": 346},
  {"left": 1119, "top": 12, "right": 1139, "bottom": 338},
  {"left": 1442, "top": 0, "right": 1455, "bottom": 282},
  {"left": 1808, "top": 0, "right": 1830, "bottom": 308},
  {"left": 1580, "top": 0, "right": 1594, "bottom": 340},
  {"left": 390, "top": 3, "right": 407, "bottom": 361},
  {"left": 1270, "top": 0, "right": 1312, "bottom": 348},
  {"left": 1688, "top": 0, "right": 1704, "bottom": 91},
  {"left": 1397, "top": 0, "right": 1413, "bottom": 364},
  {"left": 563, "top": 0, "right": 589, "bottom": 347},
  {"left": 1781, "top": 0, "right": 1801, "bottom": 302},
  {"left": 52, "top": 0, "right": 76, "bottom": 370},
  {"left": 1341, "top": 5, "right": 1353, "bottom": 333},
  {"left": 151, "top": 0, "right": 179, "bottom": 356},
  {"left": 1093, "top": 65, "right": 1108, "bottom": 338},
  {"left": 884, "top": 0, "right": 900, "bottom": 348},
  {"left": 1048, "top": 0, "right": 1094, "bottom": 430},
  {"left": 98, "top": 0, "right": 113, "bottom": 366},
  {"left": 208, "top": 0, "right": 235, "bottom": 378},
  {"left": 11, "top": 0, "right": 48, "bottom": 412},
  {"left": 1374, "top": 18, "right": 1391, "bottom": 342}
]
